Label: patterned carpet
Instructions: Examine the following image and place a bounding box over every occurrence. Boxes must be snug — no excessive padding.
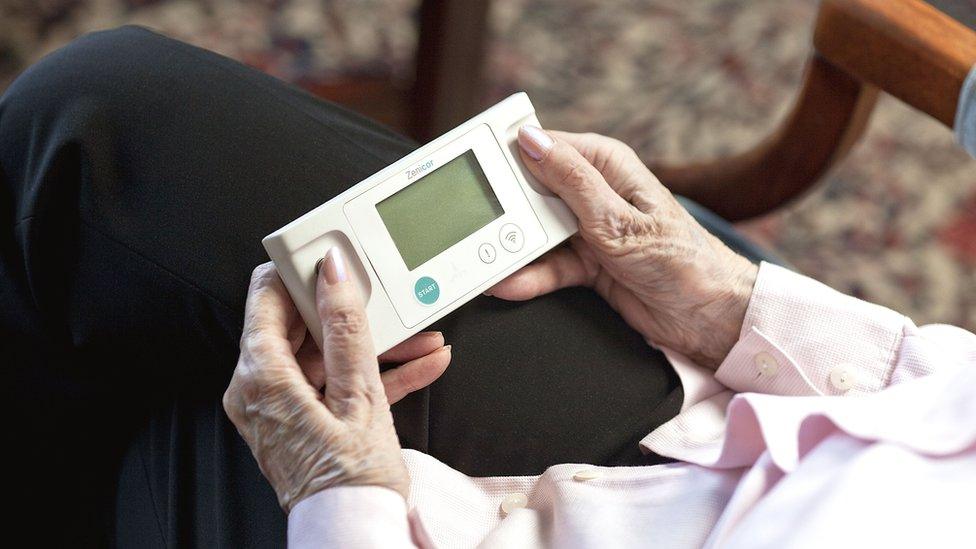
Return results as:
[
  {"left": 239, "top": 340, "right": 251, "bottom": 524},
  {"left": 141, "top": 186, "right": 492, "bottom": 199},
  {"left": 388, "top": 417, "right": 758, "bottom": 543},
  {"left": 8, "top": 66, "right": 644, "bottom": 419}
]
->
[{"left": 3, "top": 0, "right": 976, "bottom": 330}]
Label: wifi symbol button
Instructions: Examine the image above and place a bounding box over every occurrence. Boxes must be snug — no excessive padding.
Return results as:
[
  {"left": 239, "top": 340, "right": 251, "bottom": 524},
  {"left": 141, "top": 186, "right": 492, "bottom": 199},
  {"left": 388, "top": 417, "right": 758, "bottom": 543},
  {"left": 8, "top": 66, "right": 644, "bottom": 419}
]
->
[{"left": 498, "top": 223, "right": 524, "bottom": 253}]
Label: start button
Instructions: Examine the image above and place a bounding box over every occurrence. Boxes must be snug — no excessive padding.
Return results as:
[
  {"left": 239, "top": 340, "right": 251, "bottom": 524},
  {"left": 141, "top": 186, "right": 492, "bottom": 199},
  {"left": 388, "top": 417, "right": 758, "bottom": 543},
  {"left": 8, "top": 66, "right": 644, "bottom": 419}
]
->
[{"left": 414, "top": 276, "right": 440, "bottom": 305}]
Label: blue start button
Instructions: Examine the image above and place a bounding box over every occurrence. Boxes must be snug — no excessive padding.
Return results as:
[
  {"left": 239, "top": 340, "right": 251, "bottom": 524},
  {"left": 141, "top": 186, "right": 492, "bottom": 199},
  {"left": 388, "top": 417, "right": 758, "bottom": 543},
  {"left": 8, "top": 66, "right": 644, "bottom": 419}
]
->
[{"left": 414, "top": 276, "right": 440, "bottom": 305}]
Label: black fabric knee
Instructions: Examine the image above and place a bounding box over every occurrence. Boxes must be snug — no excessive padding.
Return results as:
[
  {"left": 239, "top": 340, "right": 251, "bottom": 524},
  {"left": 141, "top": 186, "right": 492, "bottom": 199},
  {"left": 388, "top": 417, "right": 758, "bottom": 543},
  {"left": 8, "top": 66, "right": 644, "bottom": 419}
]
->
[{"left": 1, "top": 26, "right": 417, "bottom": 547}]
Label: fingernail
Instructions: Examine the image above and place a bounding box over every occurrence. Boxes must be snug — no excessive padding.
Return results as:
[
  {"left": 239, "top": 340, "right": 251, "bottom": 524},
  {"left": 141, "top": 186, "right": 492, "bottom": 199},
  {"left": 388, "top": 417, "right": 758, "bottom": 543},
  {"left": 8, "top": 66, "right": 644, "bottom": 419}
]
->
[
  {"left": 482, "top": 289, "right": 493, "bottom": 296},
  {"left": 323, "top": 247, "right": 348, "bottom": 285},
  {"left": 519, "top": 125, "right": 554, "bottom": 161},
  {"left": 444, "top": 345, "right": 452, "bottom": 352}
]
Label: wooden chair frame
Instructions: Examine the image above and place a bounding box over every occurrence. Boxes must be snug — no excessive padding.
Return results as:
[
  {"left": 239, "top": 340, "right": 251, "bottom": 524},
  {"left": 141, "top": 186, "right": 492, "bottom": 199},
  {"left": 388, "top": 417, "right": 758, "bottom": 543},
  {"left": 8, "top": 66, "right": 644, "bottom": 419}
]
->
[{"left": 652, "top": 0, "right": 976, "bottom": 221}]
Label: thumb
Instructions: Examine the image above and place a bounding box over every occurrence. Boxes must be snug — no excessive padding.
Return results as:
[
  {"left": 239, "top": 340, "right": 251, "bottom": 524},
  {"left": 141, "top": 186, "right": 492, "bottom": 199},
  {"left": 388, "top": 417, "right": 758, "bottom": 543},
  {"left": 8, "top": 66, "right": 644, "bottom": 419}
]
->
[
  {"left": 517, "top": 125, "right": 630, "bottom": 227},
  {"left": 315, "top": 247, "right": 383, "bottom": 413}
]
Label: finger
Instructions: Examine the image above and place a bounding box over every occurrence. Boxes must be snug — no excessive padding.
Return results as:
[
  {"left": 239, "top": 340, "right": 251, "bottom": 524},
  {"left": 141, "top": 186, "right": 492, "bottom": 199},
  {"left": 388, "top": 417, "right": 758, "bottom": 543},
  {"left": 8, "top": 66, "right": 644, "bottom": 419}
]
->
[
  {"left": 517, "top": 125, "right": 631, "bottom": 226},
  {"left": 379, "top": 331, "right": 445, "bottom": 363},
  {"left": 302, "top": 332, "right": 446, "bottom": 392},
  {"left": 241, "top": 262, "right": 302, "bottom": 359},
  {"left": 486, "top": 243, "right": 592, "bottom": 301},
  {"left": 548, "top": 131, "right": 635, "bottom": 169},
  {"left": 381, "top": 345, "right": 452, "bottom": 404},
  {"left": 548, "top": 130, "right": 660, "bottom": 211},
  {"left": 549, "top": 131, "right": 619, "bottom": 164},
  {"left": 316, "top": 247, "right": 383, "bottom": 413},
  {"left": 230, "top": 263, "right": 323, "bottom": 429}
]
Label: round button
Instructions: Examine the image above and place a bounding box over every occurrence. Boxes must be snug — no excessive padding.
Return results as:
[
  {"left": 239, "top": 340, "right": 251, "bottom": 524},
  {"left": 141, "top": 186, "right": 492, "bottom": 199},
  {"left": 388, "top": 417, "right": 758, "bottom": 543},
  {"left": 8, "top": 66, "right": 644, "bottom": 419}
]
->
[
  {"left": 573, "top": 469, "right": 604, "bottom": 481},
  {"left": 498, "top": 223, "right": 524, "bottom": 253},
  {"left": 478, "top": 243, "right": 497, "bottom": 264},
  {"left": 829, "top": 364, "right": 857, "bottom": 392},
  {"left": 754, "top": 352, "right": 779, "bottom": 378},
  {"left": 413, "top": 276, "right": 440, "bottom": 305},
  {"left": 500, "top": 493, "right": 528, "bottom": 515}
]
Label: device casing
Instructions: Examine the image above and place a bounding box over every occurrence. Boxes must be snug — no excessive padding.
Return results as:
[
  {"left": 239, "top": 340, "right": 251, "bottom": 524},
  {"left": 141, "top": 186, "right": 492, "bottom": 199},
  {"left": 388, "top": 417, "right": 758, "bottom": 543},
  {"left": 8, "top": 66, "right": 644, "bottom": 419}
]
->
[{"left": 262, "top": 92, "right": 577, "bottom": 353}]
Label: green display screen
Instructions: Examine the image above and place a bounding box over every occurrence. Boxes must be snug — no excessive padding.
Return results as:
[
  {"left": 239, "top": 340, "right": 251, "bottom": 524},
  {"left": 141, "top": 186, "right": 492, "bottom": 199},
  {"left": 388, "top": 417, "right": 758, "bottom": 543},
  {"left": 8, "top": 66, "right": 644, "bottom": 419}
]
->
[{"left": 377, "top": 150, "right": 504, "bottom": 271}]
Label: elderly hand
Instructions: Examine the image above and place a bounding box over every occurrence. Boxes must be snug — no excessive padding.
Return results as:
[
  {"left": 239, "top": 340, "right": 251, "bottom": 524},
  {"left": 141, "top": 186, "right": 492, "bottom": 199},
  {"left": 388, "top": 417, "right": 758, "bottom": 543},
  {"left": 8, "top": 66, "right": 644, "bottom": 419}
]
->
[
  {"left": 223, "top": 250, "right": 452, "bottom": 512},
  {"left": 489, "top": 127, "right": 758, "bottom": 369}
]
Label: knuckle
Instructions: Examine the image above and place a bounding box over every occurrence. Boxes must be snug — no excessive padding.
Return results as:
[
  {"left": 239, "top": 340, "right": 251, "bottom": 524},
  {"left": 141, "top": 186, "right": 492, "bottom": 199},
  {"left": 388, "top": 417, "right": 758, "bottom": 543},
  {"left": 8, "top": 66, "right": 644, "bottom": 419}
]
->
[
  {"left": 236, "top": 337, "right": 289, "bottom": 394},
  {"left": 223, "top": 367, "right": 258, "bottom": 425},
  {"left": 558, "top": 161, "right": 592, "bottom": 194},
  {"left": 613, "top": 140, "right": 641, "bottom": 164},
  {"left": 594, "top": 143, "right": 622, "bottom": 173},
  {"left": 325, "top": 305, "right": 369, "bottom": 338},
  {"left": 233, "top": 367, "right": 263, "bottom": 402},
  {"left": 586, "top": 210, "right": 650, "bottom": 256},
  {"left": 327, "top": 305, "right": 368, "bottom": 334},
  {"left": 238, "top": 324, "right": 258, "bottom": 352},
  {"left": 601, "top": 138, "right": 640, "bottom": 170},
  {"left": 221, "top": 386, "right": 239, "bottom": 420},
  {"left": 242, "top": 330, "right": 281, "bottom": 359},
  {"left": 328, "top": 379, "right": 381, "bottom": 416},
  {"left": 249, "top": 262, "right": 275, "bottom": 286},
  {"left": 228, "top": 363, "right": 291, "bottom": 422}
]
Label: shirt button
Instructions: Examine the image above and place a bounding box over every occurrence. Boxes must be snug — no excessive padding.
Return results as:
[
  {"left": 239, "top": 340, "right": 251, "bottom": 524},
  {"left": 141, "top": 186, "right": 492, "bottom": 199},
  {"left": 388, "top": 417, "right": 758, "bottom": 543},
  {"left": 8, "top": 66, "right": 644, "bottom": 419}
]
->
[
  {"left": 830, "top": 364, "right": 857, "bottom": 392},
  {"left": 500, "top": 493, "right": 528, "bottom": 515},
  {"left": 754, "top": 351, "right": 779, "bottom": 378},
  {"left": 573, "top": 469, "right": 603, "bottom": 481}
]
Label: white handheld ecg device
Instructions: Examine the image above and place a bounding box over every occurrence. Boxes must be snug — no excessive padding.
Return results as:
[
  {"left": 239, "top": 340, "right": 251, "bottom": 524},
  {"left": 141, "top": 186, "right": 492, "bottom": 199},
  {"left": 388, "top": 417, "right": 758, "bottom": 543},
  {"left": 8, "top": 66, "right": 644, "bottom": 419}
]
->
[{"left": 262, "top": 93, "right": 578, "bottom": 354}]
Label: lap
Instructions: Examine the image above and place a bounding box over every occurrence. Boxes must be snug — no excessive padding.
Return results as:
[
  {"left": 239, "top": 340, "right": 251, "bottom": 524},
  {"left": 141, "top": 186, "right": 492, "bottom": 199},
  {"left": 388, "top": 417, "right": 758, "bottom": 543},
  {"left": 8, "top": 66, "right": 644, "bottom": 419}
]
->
[{"left": 0, "top": 27, "right": 775, "bottom": 546}]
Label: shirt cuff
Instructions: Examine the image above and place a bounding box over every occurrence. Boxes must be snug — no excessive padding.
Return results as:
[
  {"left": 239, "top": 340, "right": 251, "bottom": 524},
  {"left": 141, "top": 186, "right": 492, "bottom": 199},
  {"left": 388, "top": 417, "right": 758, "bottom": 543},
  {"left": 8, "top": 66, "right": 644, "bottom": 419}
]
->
[
  {"left": 288, "top": 486, "right": 415, "bottom": 548},
  {"left": 715, "top": 262, "right": 910, "bottom": 396}
]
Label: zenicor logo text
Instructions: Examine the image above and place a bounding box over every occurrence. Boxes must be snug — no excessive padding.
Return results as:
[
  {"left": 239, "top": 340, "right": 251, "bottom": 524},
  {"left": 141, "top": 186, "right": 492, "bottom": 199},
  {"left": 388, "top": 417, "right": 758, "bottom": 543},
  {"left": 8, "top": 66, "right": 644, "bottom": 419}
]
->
[{"left": 406, "top": 160, "right": 434, "bottom": 180}]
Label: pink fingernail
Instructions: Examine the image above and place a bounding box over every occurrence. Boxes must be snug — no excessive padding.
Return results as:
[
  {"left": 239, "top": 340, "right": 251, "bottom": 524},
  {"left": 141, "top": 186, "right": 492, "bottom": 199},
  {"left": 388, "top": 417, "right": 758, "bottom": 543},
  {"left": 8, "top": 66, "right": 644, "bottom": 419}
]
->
[
  {"left": 323, "top": 247, "right": 348, "bottom": 285},
  {"left": 519, "top": 125, "right": 554, "bottom": 161}
]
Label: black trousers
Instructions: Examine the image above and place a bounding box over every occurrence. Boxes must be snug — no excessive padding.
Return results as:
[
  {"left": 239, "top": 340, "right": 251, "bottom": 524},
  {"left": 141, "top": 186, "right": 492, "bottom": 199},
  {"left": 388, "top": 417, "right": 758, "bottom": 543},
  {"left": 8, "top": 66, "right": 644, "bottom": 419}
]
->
[{"left": 1, "top": 27, "right": 777, "bottom": 547}]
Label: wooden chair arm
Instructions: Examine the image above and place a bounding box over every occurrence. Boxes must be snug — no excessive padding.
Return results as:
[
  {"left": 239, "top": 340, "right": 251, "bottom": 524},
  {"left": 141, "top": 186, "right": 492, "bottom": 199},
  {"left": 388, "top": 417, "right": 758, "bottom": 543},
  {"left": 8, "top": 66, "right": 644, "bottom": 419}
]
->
[
  {"left": 652, "top": 0, "right": 976, "bottom": 221},
  {"left": 816, "top": 0, "right": 976, "bottom": 127}
]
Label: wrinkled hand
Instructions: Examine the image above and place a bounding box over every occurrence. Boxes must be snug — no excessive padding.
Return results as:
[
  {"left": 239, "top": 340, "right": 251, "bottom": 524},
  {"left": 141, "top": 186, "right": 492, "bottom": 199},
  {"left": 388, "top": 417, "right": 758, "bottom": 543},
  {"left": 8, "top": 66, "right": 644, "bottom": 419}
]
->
[
  {"left": 223, "top": 250, "right": 452, "bottom": 512},
  {"left": 490, "top": 127, "right": 758, "bottom": 369}
]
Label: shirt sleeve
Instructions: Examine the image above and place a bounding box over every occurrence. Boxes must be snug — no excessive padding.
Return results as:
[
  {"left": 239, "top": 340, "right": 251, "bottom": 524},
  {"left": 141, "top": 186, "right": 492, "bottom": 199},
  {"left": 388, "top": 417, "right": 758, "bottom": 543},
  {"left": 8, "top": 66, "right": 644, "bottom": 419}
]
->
[
  {"left": 714, "top": 262, "right": 968, "bottom": 396},
  {"left": 288, "top": 486, "right": 417, "bottom": 548}
]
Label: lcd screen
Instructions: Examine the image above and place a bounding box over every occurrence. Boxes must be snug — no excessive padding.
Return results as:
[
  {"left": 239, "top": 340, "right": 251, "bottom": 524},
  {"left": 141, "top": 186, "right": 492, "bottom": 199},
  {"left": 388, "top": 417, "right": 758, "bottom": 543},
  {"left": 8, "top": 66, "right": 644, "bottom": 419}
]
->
[{"left": 377, "top": 150, "right": 505, "bottom": 271}]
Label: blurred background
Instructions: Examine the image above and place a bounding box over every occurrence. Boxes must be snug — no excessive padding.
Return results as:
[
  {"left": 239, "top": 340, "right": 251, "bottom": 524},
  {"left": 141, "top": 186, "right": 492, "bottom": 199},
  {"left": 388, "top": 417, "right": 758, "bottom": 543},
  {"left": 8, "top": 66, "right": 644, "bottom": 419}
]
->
[{"left": 2, "top": 0, "right": 976, "bottom": 330}]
